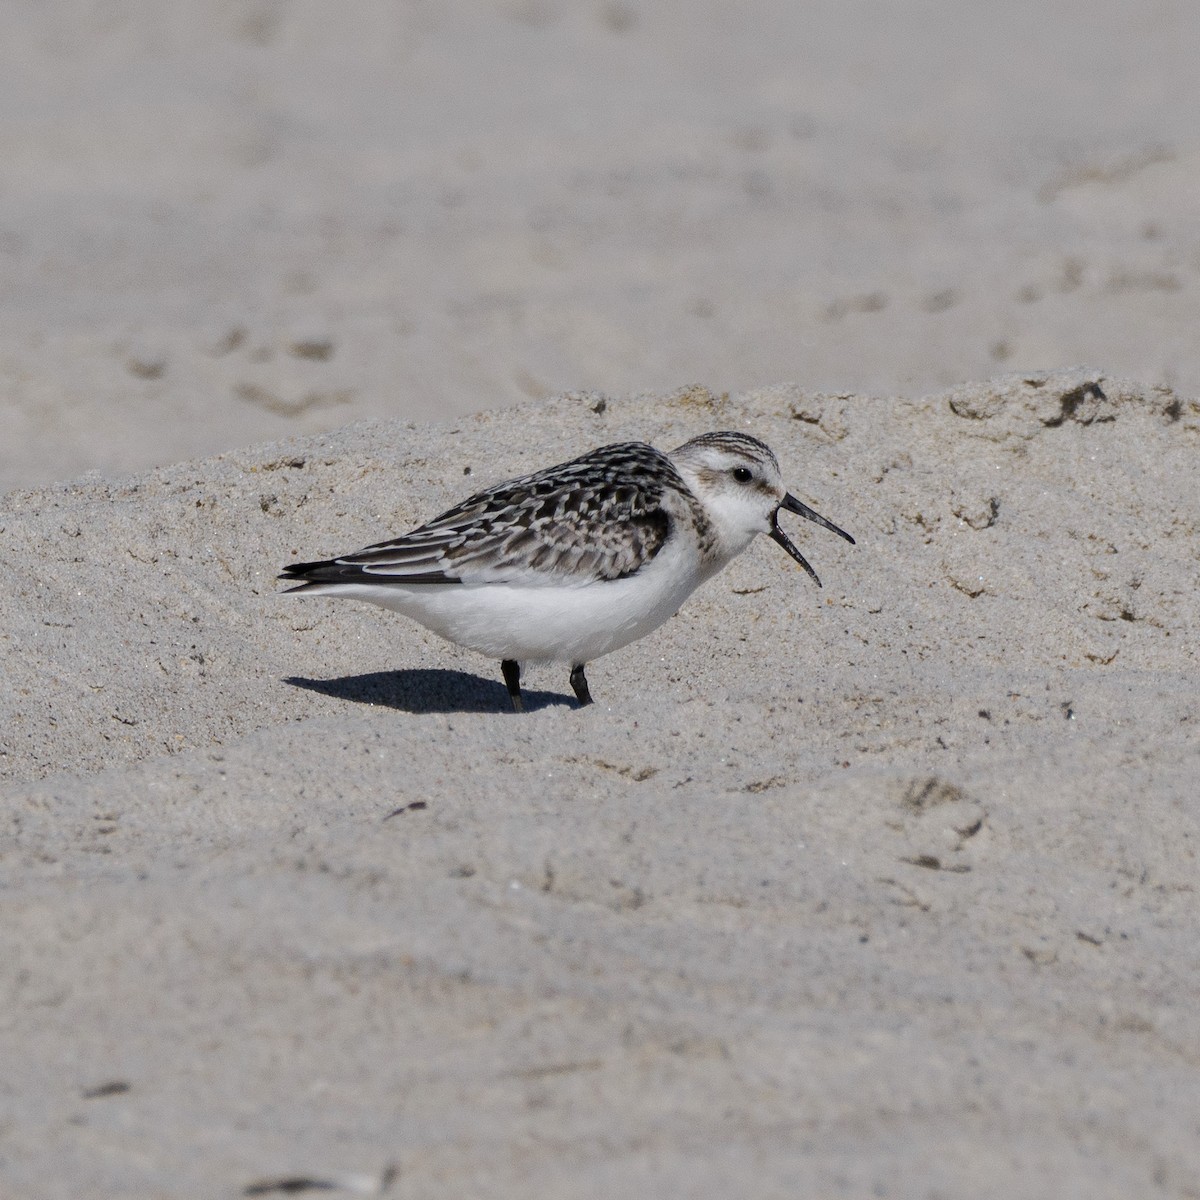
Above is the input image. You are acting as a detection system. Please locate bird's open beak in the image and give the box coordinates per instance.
[769,493,855,587]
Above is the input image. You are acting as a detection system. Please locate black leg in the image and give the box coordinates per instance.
[501,659,524,713]
[569,663,593,707]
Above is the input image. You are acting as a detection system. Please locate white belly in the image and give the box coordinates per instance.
[306,534,721,664]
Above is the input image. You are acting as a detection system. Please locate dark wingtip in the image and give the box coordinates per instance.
[278,558,364,586]
[278,558,461,588]
[279,559,326,578]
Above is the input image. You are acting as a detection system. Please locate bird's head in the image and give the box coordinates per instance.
[669,431,854,585]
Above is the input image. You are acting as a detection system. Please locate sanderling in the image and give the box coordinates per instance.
[281,431,853,711]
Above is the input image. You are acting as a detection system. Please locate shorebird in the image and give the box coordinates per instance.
[281,431,853,710]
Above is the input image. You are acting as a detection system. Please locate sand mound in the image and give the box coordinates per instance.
[3,375,1198,1196]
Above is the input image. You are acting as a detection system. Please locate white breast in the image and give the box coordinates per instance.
[325,526,718,664]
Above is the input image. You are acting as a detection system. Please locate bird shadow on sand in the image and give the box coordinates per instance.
[284,669,574,714]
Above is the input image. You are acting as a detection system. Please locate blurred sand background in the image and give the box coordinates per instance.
[3,3,1200,1198]
[2,0,1198,491]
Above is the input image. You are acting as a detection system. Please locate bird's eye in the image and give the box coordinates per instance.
[732,466,753,484]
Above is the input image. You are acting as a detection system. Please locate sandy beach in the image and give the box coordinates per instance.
[5,374,1199,1197]
[3,4,1200,1198]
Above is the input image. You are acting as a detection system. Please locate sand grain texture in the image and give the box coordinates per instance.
[3,374,1199,1198]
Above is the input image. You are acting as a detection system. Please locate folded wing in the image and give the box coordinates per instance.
[280,442,679,590]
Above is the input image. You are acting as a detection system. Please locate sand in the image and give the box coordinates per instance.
[4,374,1200,1197]
[3,3,1200,1198]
